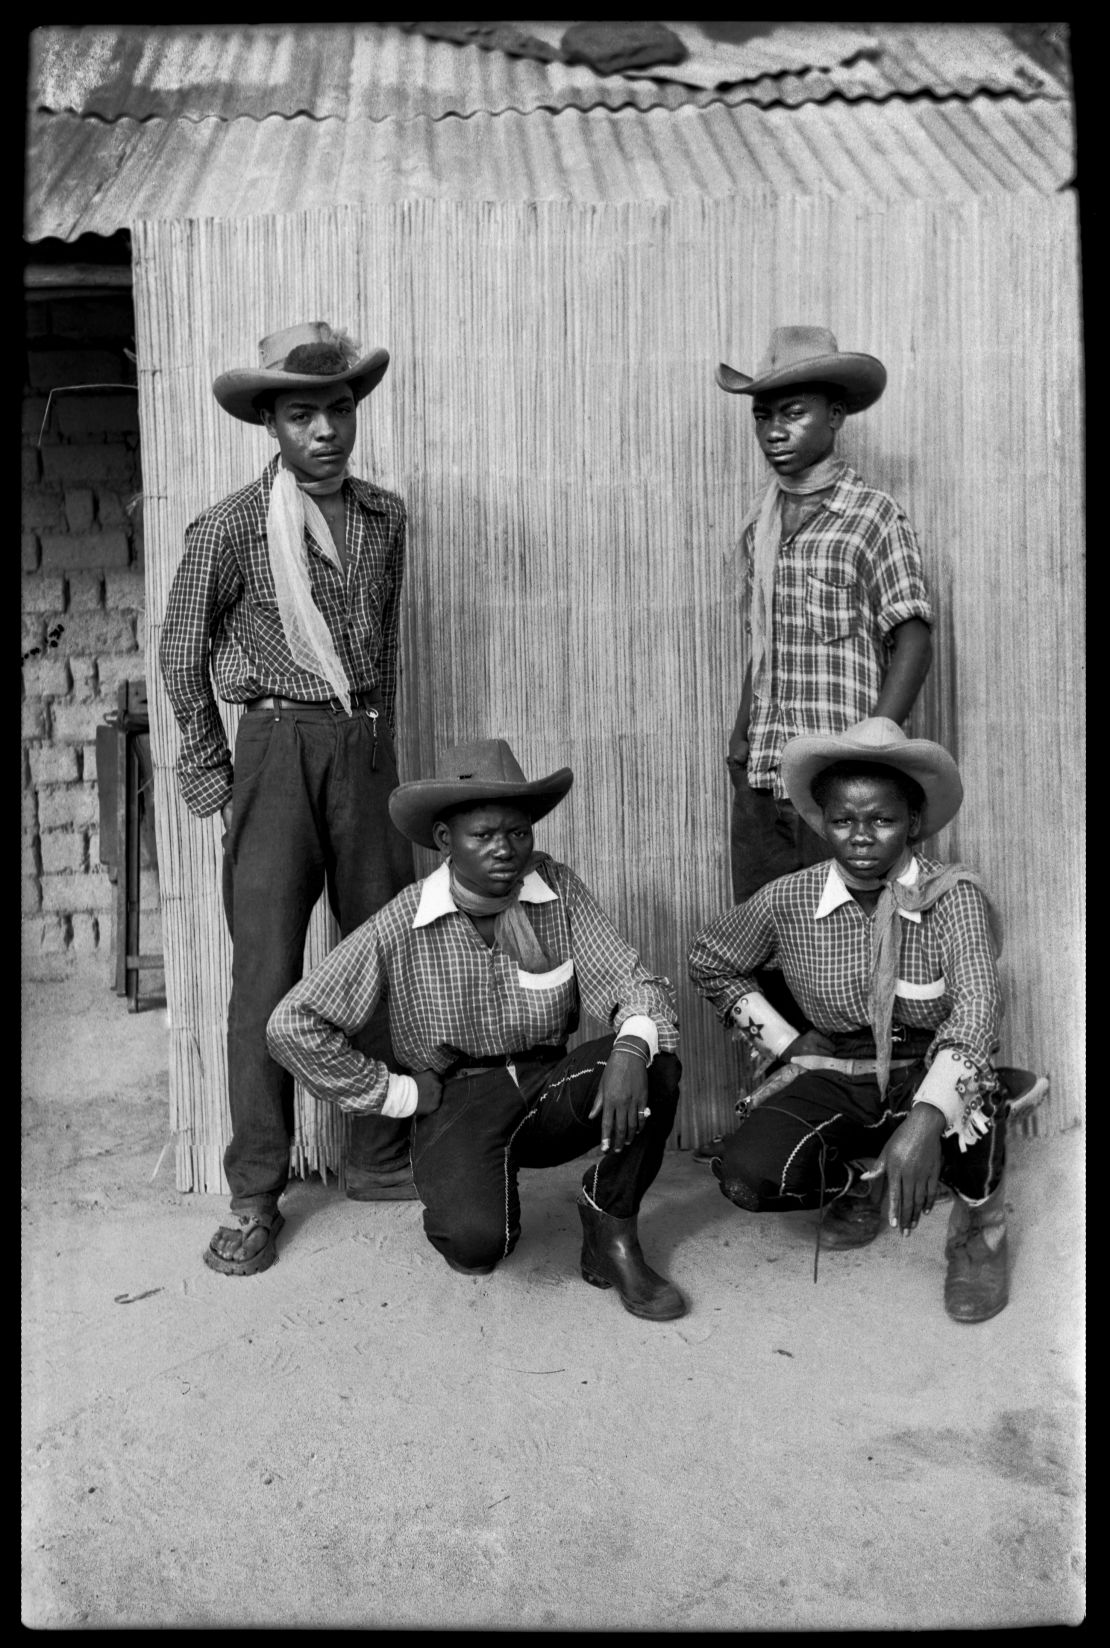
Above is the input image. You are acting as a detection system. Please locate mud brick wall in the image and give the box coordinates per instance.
[22,292,161,978]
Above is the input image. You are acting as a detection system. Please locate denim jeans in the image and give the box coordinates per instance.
[221,698,414,1213]
[411,1036,682,1271]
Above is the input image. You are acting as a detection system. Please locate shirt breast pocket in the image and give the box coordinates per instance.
[804,573,859,644]
[512,959,578,1039]
[241,533,280,609]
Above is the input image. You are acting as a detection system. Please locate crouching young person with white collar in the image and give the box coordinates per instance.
[266,740,687,1321]
[689,718,1016,1323]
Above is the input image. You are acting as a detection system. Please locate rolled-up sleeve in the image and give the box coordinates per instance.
[865,505,932,641]
[266,919,392,1113]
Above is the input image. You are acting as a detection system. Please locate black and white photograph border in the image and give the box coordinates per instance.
[22,21,1084,1631]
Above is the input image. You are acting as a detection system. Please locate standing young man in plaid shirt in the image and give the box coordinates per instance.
[717,327,934,903]
[267,739,687,1321]
[160,321,416,1278]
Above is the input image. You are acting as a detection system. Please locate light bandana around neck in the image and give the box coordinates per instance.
[266,464,352,713]
[855,854,1003,1097]
[448,856,554,973]
[741,453,847,700]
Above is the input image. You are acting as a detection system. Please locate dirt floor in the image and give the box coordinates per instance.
[22,968,1085,1630]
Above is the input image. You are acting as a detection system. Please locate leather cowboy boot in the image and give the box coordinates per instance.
[345,1163,420,1201]
[576,1194,686,1321]
[819,1189,884,1250]
[944,1181,1009,1323]
[819,1163,884,1250]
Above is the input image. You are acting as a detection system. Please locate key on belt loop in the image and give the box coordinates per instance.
[365,705,379,769]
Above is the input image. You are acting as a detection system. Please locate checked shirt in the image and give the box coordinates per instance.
[688,855,1002,1075]
[744,466,931,799]
[160,454,406,817]
[267,857,679,1114]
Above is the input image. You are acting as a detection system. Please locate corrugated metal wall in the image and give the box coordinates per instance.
[132,196,1083,1193]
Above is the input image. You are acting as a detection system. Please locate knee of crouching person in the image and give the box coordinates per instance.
[712,1139,768,1212]
[438,1212,508,1272]
[648,1051,682,1113]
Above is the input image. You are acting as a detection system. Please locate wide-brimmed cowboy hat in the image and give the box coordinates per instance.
[780,717,962,839]
[715,325,886,414]
[213,321,390,424]
[388,740,574,849]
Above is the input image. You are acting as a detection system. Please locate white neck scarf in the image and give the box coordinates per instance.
[741,453,847,699]
[266,464,352,712]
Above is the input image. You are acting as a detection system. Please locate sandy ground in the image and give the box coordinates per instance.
[22,970,1085,1630]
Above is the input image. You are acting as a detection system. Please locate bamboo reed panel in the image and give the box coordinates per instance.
[132,194,1083,1192]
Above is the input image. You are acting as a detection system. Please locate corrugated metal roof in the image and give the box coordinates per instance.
[28,22,1066,124]
[620,21,1065,97]
[24,96,1075,242]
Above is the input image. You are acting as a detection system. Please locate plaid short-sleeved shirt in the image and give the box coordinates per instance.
[687,855,1001,1073]
[159,454,406,817]
[744,467,931,798]
[267,856,679,1114]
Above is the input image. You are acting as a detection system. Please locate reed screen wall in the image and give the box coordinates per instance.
[130,196,1083,1192]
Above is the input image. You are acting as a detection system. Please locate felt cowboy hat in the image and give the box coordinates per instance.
[213,321,390,424]
[388,739,574,849]
[780,717,963,839]
[715,325,886,414]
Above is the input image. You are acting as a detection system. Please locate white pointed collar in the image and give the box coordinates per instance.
[814,854,922,922]
[412,860,559,929]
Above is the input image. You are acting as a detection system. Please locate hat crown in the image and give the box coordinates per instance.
[258,321,354,371]
[839,716,909,754]
[434,739,529,786]
[756,325,840,378]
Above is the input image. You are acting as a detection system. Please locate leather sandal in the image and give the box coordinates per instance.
[203,1208,285,1277]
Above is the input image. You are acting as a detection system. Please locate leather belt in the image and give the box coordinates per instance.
[790,1054,919,1077]
[245,691,381,714]
[448,1047,566,1081]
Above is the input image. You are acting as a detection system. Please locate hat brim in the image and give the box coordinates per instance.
[716,352,886,414]
[780,734,962,839]
[213,349,390,423]
[388,769,574,849]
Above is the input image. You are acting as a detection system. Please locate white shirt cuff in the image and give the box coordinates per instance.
[381,1073,418,1118]
[912,1048,990,1149]
[615,1015,659,1063]
[731,992,797,1060]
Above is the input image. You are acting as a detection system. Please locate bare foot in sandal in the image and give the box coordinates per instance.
[204,1209,285,1276]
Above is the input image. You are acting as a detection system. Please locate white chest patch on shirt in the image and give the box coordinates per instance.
[894,975,946,1000]
[516,959,575,991]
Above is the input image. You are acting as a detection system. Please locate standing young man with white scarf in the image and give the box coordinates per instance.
[160,321,416,1277]
[717,327,934,904]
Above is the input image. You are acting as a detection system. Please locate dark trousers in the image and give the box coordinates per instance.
[729,763,831,903]
[716,1060,1007,1213]
[221,700,414,1213]
[411,1037,681,1272]
[729,763,831,1031]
